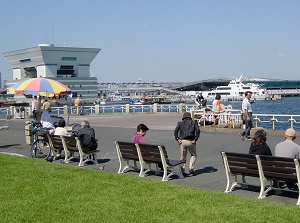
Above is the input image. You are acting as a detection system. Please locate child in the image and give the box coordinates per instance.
[132,124,149,144]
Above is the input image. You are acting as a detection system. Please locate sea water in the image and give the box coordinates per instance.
[219,97,300,130]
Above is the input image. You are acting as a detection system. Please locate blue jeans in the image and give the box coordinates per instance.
[240,113,252,138]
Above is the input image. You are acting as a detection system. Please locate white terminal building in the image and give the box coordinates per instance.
[2,44,100,101]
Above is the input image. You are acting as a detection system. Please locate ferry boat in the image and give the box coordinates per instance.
[100,92,132,105]
[201,76,271,101]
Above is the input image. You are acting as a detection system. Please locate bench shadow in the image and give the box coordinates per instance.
[0,144,21,149]
[234,185,298,200]
[97,158,111,164]
[196,166,218,174]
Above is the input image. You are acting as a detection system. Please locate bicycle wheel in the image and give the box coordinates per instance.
[30,140,51,159]
[30,140,39,158]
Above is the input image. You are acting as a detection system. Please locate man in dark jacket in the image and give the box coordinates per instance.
[73,121,98,152]
[174,112,200,176]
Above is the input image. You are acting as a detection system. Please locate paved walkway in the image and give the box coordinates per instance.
[0,113,299,206]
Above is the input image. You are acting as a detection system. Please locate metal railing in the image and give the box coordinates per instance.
[252,114,300,130]
[2,104,299,130]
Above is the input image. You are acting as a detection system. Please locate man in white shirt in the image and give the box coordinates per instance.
[239,91,253,140]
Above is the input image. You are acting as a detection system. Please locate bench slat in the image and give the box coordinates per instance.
[230,167,259,175]
[227,156,258,164]
[261,166,296,174]
[263,171,297,181]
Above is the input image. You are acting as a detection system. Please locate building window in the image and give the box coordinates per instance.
[60,65,74,70]
[62,57,77,61]
[20,58,31,63]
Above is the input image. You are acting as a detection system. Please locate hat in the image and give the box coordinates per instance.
[182,112,191,119]
[285,128,296,137]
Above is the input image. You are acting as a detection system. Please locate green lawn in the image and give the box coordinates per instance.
[1,154,300,223]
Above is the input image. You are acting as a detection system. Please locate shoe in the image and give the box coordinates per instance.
[189,169,197,176]
[238,133,244,139]
[244,137,253,141]
[182,172,189,177]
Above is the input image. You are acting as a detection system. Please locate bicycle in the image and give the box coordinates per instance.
[28,121,51,159]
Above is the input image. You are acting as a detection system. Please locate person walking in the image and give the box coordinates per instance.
[32,95,39,121]
[174,112,200,176]
[74,97,81,115]
[239,91,253,140]
[42,99,51,111]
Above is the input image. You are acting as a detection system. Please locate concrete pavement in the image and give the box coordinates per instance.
[0,113,299,206]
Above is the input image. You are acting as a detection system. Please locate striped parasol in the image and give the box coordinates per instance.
[8,78,71,97]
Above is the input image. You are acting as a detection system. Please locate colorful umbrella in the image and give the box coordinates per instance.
[8,78,71,97]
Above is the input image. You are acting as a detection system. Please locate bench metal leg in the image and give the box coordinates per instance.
[297,195,300,206]
[241,175,248,189]
[258,178,269,199]
[119,160,139,174]
[78,153,84,167]
[119,164,130,173]
[162,166,169,182]
[139,164,151,177]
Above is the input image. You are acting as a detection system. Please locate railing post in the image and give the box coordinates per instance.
[63,105,68,115]
[126,104,130,113]
[271,116,276,130]
[179,103,183,113]
[254,116,258,129]
[95,104,100,114]
[10,106,15,118]
[153,103,158,113]
[289,116,295,129]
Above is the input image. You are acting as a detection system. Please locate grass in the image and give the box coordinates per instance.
[1,154,300,223]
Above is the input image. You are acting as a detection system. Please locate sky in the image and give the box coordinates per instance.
[1,0,300,83]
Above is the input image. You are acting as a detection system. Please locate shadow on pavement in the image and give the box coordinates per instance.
[0,144,21,149]
[196,166,218,174]
[98,158,111,164]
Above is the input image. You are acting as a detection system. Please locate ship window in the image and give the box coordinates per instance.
[217,87,231,90]
[243,87,251,90]
[20,58,31,63]
[62,57,77,61]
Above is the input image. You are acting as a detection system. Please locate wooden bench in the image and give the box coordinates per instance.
[47,134,64,159]
[257,155,300,204]
[221,152,259,193]
[221,151,300,205]
[114,141,139,174]
[136,144,183,181]
[61,135,99,167]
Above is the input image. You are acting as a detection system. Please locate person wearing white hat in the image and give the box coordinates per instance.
[275,128,300,190]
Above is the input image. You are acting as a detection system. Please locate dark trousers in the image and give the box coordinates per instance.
[241,112,252,137]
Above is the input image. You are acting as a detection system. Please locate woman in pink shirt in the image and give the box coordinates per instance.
[132,124,149,144]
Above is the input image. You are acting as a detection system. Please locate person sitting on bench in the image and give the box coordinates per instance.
[73,121,98,152]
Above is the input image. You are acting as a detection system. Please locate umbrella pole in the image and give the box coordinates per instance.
[37,96,42,123]
[67,103,70,126]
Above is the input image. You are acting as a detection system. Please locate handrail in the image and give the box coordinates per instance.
[1,104,300,130]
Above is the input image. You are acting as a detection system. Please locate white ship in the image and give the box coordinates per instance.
[201,76,270,101]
